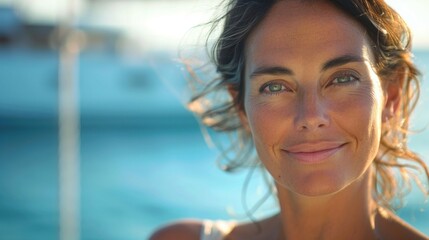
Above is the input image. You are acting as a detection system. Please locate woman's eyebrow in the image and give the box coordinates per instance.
[249,55,365,79]
[321,54,365,71]
[250,66,294,78]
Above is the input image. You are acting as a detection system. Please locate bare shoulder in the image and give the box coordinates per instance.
[149,219,203,240]
[376,208,429,240]
[228,214,281,240]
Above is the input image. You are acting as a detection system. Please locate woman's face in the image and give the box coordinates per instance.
[242,0,391,196]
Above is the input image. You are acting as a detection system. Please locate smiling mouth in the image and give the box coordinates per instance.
[283,142,347,164]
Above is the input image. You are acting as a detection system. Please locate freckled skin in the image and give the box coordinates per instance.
[242,0,386,197]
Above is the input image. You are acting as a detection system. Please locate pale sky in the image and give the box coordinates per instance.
[385,0,429,49]
[1,0,428,50]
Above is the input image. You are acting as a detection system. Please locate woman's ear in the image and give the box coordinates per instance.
[382,66,407,122]
[228,85,250,131]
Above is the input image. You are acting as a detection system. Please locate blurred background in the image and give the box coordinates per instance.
[0,0,428,239]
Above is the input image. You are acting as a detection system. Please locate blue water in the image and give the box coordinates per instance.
[0,50,429,239]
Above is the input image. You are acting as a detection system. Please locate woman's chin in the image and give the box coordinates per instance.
[278,171,351,197]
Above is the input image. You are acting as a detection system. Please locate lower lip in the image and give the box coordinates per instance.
[283,145,344,164]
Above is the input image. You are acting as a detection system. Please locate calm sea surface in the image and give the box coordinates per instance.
[0,51,428,239]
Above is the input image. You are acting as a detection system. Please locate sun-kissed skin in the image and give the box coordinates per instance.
[238,1,402,239]
[150,1,428,240]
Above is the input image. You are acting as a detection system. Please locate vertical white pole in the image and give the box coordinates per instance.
[58,0,80,239]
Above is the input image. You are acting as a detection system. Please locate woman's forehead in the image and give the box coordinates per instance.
[244,0,372,69]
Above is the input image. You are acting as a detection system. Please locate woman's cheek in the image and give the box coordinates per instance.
[246,101,275,141]
[246,98,292,149]
[328,85,383,152]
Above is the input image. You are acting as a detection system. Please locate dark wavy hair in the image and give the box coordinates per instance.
[187,0,429,210]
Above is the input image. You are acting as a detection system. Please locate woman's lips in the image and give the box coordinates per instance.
[282,142,347,164]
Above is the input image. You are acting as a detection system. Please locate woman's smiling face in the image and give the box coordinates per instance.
[242,0,389,196]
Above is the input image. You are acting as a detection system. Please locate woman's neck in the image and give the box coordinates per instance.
[275,169,380,240]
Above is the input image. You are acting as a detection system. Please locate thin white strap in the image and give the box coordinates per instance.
[200,220,236,240]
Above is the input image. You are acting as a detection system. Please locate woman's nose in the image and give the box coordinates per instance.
[294,92,330,131]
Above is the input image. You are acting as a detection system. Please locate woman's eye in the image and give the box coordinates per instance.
[260,82,289,94]
[330,74,359,85]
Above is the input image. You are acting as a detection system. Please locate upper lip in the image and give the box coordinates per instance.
[283,141,347,153]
